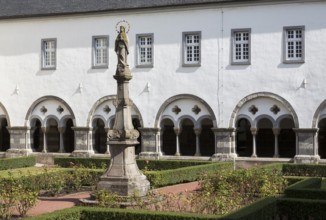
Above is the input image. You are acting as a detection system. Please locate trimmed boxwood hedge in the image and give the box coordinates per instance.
[54,157,109,169]
[0,156,36,170]
[282,164,326,177]
[145,162,232,188]
[284,177,326,199]
[277,198,326,220]
[26,207,217,220]
[222,197,277,220]
[54,157,213,170]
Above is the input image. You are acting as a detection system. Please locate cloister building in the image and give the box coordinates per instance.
[0,0,325,163]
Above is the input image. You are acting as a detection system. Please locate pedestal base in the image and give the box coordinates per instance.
[97,141,150,197]
[211,153,237,161]
[294,155,320,164]
[138,152,163,160]
[71,150,94,158]
[5,149,33,158]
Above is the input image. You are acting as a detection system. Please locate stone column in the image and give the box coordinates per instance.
[104,127,111,157]
[58,127,66,153]
[293,128,320,163]
[41,127,47,153]
[272,128,280,158]
[174,128,181,156]
[71,127,94,157]
[211,128,237,161]
[138,128,161,159]
[6,127,33,157]
[251,128,257,158]
[194,128,202,156]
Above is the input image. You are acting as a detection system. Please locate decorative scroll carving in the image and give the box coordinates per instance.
[192,105,201,115]
[249,105,258,115]
[172,105,181,115]
[57,105,64,114]
[40,106,47,114]
[103,105,111,114]
[270,105,280,115]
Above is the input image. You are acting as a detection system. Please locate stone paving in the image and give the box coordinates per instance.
[25,181,200,217]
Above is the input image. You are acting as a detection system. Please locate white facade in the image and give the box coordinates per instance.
[1,0,326,162]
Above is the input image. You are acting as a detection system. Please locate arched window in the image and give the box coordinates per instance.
[0,119,9,151]
[200,118,214,156]
[161,119,176,156]
[236,118,252,157]
[46,118,60,152]
[279,118,296,158]
[93,119,107,154]
[179,119,196,156]
[318,119,326,159]
[63,119,75,153]
[256,118,274,157]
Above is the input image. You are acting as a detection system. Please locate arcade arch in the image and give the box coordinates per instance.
[232,93,297,158]
[156,94,216,157]
[26,96,76,153]
[88,95,143,154]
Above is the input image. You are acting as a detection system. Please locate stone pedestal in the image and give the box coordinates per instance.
[138,128,162,159]
[211,128,237,161]
[72,127,94,157]
[293,128,320,164]
[97,140,150,196]
[6,127,32,157]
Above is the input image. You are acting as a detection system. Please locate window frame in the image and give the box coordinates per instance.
[136,33,154,68]
[231,28,251,65]
[182,31,201,67]
[283,26,305,64]
[92,35,109,69]
[41,38,57,70]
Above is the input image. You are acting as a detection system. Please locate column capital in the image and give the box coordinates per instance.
[58,127,66,133]
[194,128,202,136]
[272,128,281,136]
[250,127,258,135]
[174,128,181,136]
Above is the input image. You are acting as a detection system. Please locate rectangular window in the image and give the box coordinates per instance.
[136,34,154,67]
[231,29,251,65]
[183,32,201,67]
[92,36,109,68]
[284,26,305,63]
[41,39,56,69]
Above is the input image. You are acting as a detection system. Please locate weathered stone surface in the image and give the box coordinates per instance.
[97,25,150,196]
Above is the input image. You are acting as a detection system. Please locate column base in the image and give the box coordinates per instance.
[5,149,33,158]
[211,153,237,161]
[294,155,320,164]
[71,150,94,158]
[138,152,163,160]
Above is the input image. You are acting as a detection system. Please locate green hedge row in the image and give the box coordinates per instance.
[222,197,277,220]
[54,157,212,170]
[137,159,212,171]
[27,207,217,220]
[0,156,36,170]
[145,162,232,188]
[282,164,326,177]
[277,198,326,220]
[54,157,109,169]
[284,178,326,199]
